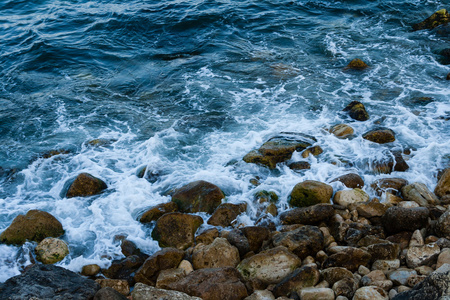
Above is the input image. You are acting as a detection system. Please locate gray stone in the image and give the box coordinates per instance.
[132,283,201,300]
[401,183,439,207]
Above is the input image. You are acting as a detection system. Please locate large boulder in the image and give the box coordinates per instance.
[0,264,100,299]
[406,243,441,268]
[152,212,203,250]
[66,172,107,198]
[207,203,247,227]
[279,203,334,225]
[164,267,248,300]
[392,269,450,299]
[171,181,224,214]
[401,182,439,207]
[412,9,450,31]
[192,238,240,269]
[35,237,69,264]
[132,283,202,300]
[139,202,178,223]
[343,101,369,121]
[243,132,316,169]
[434,168,450,198]
[288,180,333,207]
[272,225,324,259]
[362,128,395,144]
[0,210,64,245]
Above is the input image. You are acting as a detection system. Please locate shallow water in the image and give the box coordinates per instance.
[0,0,449,281]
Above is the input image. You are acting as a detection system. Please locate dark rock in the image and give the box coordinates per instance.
[367,242,401,261]
[272,225,324,259]
[164,267,248,300]
[121,239,142,257]
[288,180,333,208]
[241,226,271,253]
[0,210,64,245]
[243,132,316,169]
[356,201,388,218]
[95,279,129,297]
[345,58,369,70]
[225,229,250,258]
[323,247,372,272]
[94,287,128,300]
[343,101,369,121]
[171,181,224,214]
[447,72,450,80]
[152,212,203,250]
[139,202,178,223]
[344,222,385,246]
[371,178,409,196]
[412,9,450,31]
[280,203,334,225]
[288,161,311,171]
[392,270,450,299]
[435,210,450,239]
[386,231,413,250]
[331,173,364,189]
[0,264,100,300]
[207,203,247,227]
[272,266,320,297]
[321,267,354,286]
[40,149,71,159]
[196,228,219,245]
[82,264,101,277]
[382,207,429,234]
[66,172,107,198]
[102,254,147,281]
[392,151,410,172]
[332,277,359,298]
[363,128,396,144]
[434,168,450,198]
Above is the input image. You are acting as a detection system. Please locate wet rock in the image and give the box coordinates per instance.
[94,287,128,300]
[95,279,129,296]
[192,237,240,269]
[388,268,418,286]
[139,202,178,223]
[301,145,323,158]
[272,265,320,297]
[412,9,450,31]
[156,268,187,289]
[367,242,401,261]
[0,264,100,300]
[196,228,219,245]
[165,267,248,300]
[132,283,202,300]
[332,277,359,298]
[356,201,388,218]
[87,138,116,147]
[102,255,147,281]
[406,243,441,268]
[435,210,450,239]
[244,290,275,300]
[321,267,354,286]
[243,132,316,169]
[0,209,64,245]
[392,269,450,299]
[381,207,429,234]
[237,246,301,284]
[288,180,333,208]
[401,183,439,207]
[323,247,371,272]
[241,226,271,253]
[330,124,354,139]
[66,172,107,198]
[372,259,400,273]
[288,161,311,170]
[272,225,324,259]
[279,203,334,225]
[343,101,369,121]
[362,128,395,144]
[207,203,247,227]
[225,229,251,258]
[152,212,203,250]
[120,239,144,257]
[371,178,408,196]
[345,58,369,70]
[35,237,69,264]
[434,168,450,198]
[134,247,185,286]
[171,180,225,214]
[331,173,364,189]
[391,151,410,172]
[82,264,101,276]
[353,286,388,300]
[333,188,369,208]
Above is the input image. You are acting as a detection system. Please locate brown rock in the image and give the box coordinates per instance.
[323,247,372,272]
[367,242,401,261]
[345,58,369,70]
[435,168,450,198]
[66,172,107,198]
[321,267,354,286]
[102,255,147,281]
[152,212,203,250]
[331,173,364,189]
[207,203,247,227]
[241,226,271,253]
[225,229,250,258]
[356,201,388,218]
[82,264,101,276]
[435,210,450,239]
[412,9,450,31]
[381,207,429,234]
[330,124,354,139]
[192,238,240,269]
[139,202,178,223]
[301,146,323,158]
[0,210,64,245]
[272,265,320,297]
[401,182,439,207]
[289,180,333,208]
[371,178,408,196]
[343,101,369,121]
[279,204,334,225]
[156,268,186,289]
[288,161,311,171]
[363,128,395,144]
[196,228,219,245]
[272,225,324,259]
[94,287,128,300]
[132,283,202,300]
[171,181,224,214]
[333,277,359,299]
[95,279,129,296]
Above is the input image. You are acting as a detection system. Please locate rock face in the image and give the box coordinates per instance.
[0,210,64,245]
[345,58,369,70]
[243,132,316,169]
[165,267,248,300]
[207,203,247,227]
[401,183,439,207]
[66,172,107,198]
[152,212,203,250]
[132,283,202,300]
[272,226,324,259]
[289,180,333,207]
[140,202,178,223]
[237,246,301,284]
[331,173,364,189]
[330,124,354,139]
[381,206,429,234]
[412,9,450,31]
[434,168,450,198]
[279,203,334,225]
[35,237,69,264]
[362,128,395,144]
[192,238,240,269]
[0,264,100,300]
[392,270,450,299]
[343,101,369,121]
[171,181,224,214]
[333,188,369,208]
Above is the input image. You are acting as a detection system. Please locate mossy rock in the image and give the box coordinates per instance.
[289,180,333,207]
[345,58,369,70]
[65,173,107,198]
[343,101,369,121]
[363,128,395,144]
[35,237,69,264]
[254,190,279,204]
[412,9,450,31]
[171,180,225,214]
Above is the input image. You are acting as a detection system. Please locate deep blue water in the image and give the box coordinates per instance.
[0,0,449,280]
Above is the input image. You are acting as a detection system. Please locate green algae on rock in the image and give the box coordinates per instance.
[343,101,370,121]
[412,9,450,31]
[362,128,395,144]
[288,180,333,207]
[345,58,369,70]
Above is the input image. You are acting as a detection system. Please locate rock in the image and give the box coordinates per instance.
[301,146,323,158]
[372,259,400,273]
[447,72,450,80]
[331,173,364,189]
[321,267,354,286]
[323,247,372,272]
[120,239,143,257]
[134,247,185,286]
[343,101,369,121]
[381,207,429,234]
[288,180,333,208]
[35,237,69,264]
[288,161,311,170]
[332,277,359,298]
[94,287,128,300]
[152,212,203,250]
[333,188,369,208]
[435,168,450,198]
[412,9,450,31]
[179,260,194,274]
[192,237,240,269]
[392,269,450,299]
[156,268,186,289]
[243,132,316,169]
[401,183,439,207]
[388,268,418,286]
[409,230,424,247]
[272,265,320,297]
[95,279,129,296]
[299,287,335,300]
[353,286,388,300]
[0,264,100,299]
[345,58,369,70]
[244,290,275,300]
[207,203,247,227]
[225,229,251,258]
[241,226,271,253]
[102,255,147,281]
[356,201,388,218]
[272,225,324,259]
[437,248,450,269]
[362,128,395,144]
[330,124,354,139]
[237,246,301,284]
[407,274,427,287]
[82,264,101,276]
[0,210,64,245]
[406,243,441,268]
[66,172,107,198]
[435,210,450,239]
[196,228,219,245]
[171,180,224,214]
[165,267,248,300]
[87,138,115,147]
[371,178,408,196]
[254,190,279,204]
[132,283,202,300]
[279,204,334,225]
[361,270,392,290]
[139,202,178,223]
[367,242,400,261]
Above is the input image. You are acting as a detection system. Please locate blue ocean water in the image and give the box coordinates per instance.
[0,0,449,280]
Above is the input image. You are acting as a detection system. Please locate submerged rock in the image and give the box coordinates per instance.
[412,9,450,31]
[343,101,370,121]
[35,237,69,264]
[288,161,311,170]
[371,178,408,196]
[171,180,225,214]
[345,58,369,70]
[363,128,395,144]
[330,124,355,139]
[288,180,333,207]
[66,172,107,198]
